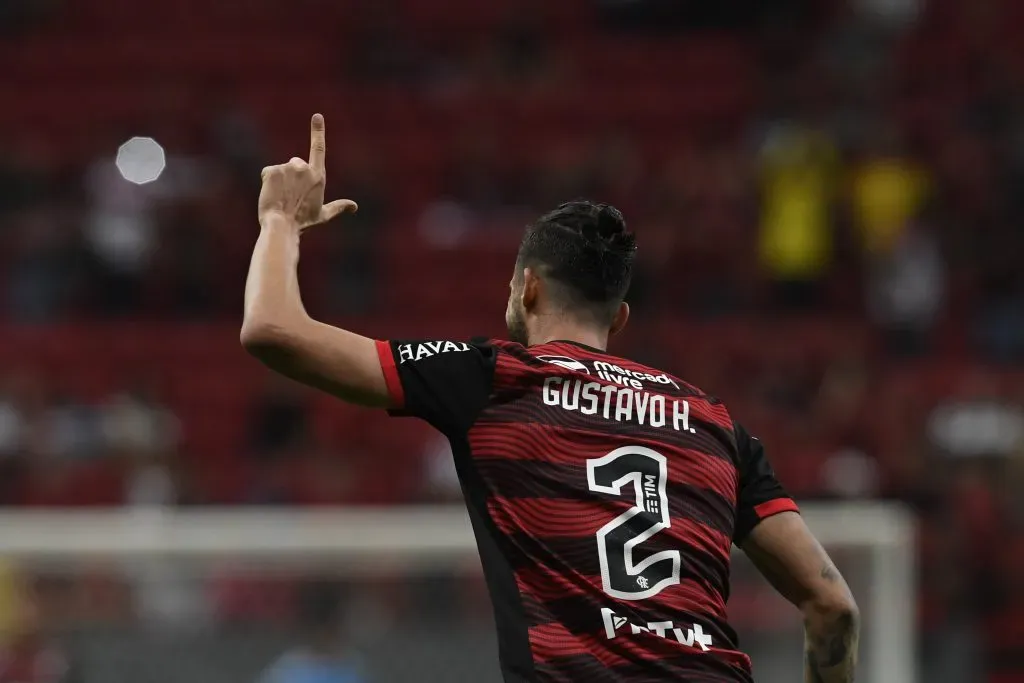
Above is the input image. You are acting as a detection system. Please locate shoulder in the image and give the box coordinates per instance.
[484,338,547,377]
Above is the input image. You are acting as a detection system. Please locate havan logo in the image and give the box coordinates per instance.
[397,341,472,364]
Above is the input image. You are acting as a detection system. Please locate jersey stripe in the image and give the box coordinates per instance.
[506,534,730,603]
[477,402,737,458]
[488,497,732,562]
[522,590,731,637]
[473,459,736,538]
[753,497,800,519]
[534,653,754,683]
[528,620,753,672]
[374,340,405,407]
[471,422,739,496]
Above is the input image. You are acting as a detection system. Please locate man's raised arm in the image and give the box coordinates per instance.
[240,114,390,408]
[741,512,860,683]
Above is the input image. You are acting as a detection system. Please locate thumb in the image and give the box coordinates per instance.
[320,199,359,223]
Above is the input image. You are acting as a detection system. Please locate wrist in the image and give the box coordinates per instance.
[259,211,300,233]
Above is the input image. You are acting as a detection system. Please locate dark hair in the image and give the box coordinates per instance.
[516,200,637,324]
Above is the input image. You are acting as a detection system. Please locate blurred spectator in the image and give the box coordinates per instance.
[43,392,100,462]
[865,219,946,357]
[973,290,1024,365]
[0,374,46,504]
[82,149,160,315]
[100,380,181,507]
[972,233,1024,364]
[5,207,86,323]
[100,385,180,458]
[0,567,77,683]
[820,447,881,499]
[245,378,313,504]
[247,378,312,460]
[81,134,212,316]
[849,129,929,257]
[756,120,839,309]
[257,581,367,683]
[927,377,1024,459]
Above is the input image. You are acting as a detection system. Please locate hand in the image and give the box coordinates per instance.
[258,114,357,230]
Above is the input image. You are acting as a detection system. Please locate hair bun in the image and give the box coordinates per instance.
[595,204,626,239]
[579,204,626,243]
[545,200,635,255]
[589,204,635,255]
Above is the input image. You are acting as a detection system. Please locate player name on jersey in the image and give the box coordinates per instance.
[542,377,695,433]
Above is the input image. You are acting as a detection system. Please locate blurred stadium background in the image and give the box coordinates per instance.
[0,0,1022,681]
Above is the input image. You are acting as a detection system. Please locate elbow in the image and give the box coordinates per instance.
[240,320,293,360]
[803,591,860,627]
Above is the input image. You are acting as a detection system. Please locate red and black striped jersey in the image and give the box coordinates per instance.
[375,337,798,683]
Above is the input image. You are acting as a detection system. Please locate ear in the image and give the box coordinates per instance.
[609,301,630,337]
[521,267,541,312]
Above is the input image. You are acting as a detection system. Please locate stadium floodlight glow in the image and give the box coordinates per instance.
[115,136,166,185]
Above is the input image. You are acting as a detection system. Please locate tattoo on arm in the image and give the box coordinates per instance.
[807,651,826,683]
[804,564,859,683]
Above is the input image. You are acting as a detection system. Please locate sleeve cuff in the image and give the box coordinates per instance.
[753,498,800,520]
[375,340,405,408]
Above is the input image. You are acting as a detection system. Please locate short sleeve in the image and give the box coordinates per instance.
[733,421,799,544]
[375,338,497,436]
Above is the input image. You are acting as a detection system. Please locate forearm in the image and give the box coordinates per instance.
[803,598,859,683]
[240,215,388,406]
[243,215,309,338]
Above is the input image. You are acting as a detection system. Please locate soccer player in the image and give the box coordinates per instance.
[242,115,860,683]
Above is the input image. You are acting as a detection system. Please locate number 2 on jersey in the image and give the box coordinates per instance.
[587,446,682,600]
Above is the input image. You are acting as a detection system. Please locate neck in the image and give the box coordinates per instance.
[529,318,608,350]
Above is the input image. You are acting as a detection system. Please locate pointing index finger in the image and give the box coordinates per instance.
[309,113,326,172]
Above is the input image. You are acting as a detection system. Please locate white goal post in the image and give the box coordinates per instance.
[0,502,915,683]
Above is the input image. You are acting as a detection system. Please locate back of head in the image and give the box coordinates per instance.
[516,200,637,325]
